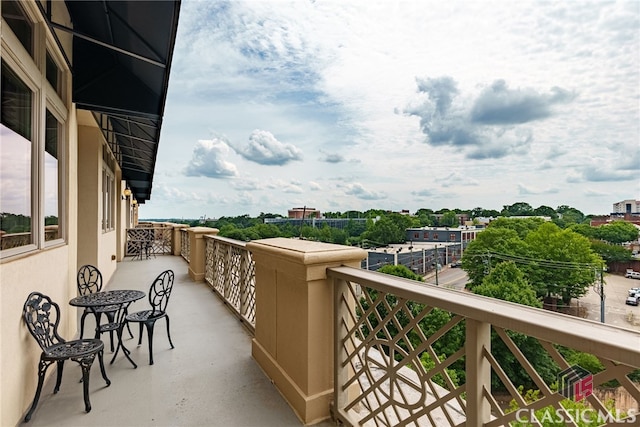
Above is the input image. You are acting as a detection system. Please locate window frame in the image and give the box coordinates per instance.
[1,2,69,258]
[101,163,115,233]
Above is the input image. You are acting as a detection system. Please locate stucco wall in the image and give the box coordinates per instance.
[0,246,75,427]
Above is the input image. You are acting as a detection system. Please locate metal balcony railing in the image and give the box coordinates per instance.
[328,266,640,426]
[180,228,190,262]
[204,235,256,332]
[125,226,173,257]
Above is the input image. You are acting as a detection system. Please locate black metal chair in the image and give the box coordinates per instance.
[125,270,175,365]
[77,265,132,351]
[77,265,117,351]
[22,292,110,422]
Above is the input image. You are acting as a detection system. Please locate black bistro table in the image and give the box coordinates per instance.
[70,290,145,368]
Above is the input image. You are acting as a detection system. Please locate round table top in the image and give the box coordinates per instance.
[70,289,146,307]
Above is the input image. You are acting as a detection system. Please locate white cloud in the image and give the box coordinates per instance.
[234,130,303,165]
[184,138,238,178]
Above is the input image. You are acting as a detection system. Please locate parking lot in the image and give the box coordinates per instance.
[578,272,640,331]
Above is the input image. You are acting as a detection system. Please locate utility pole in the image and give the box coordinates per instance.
[434,244,439,286]
[600,266,605,324]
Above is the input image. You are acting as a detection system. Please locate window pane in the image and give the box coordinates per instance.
[0,124,32,249]
[45,110,59,241]
[1,0,33,56]
[1,62,33,250]
[1,61,32,140]
[46,51,60,94]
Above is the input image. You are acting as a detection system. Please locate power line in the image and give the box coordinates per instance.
[465,250,600,271]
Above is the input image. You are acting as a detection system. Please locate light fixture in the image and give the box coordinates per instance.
[122,188,132,200]
[132,199,138,206]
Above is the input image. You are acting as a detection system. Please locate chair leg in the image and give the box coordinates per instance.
[78,355,96,413]
[146,321,155,365]
[97,349,111,387]
[137,323,144,345]
[123,308,133,339]
[165,315,175,349]
[24,360,53,422]
[80,311,88,339]
[54,360,64,393]
[105,312,116,352]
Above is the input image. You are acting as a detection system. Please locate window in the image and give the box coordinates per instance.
[1,3,68,256]
[449,233,456,242]
[1,62,33,251]
[45,51,61,95]
[44,110,61,241]
[102,165,115,232]
[423,232,429,239]
[2,0,33,56]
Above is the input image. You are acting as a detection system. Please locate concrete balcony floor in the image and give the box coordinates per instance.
[25,255,334,427]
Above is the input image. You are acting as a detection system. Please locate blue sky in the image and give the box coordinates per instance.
[140,0,640,219]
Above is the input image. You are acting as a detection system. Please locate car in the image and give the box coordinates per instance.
[626,295,639,306]
[450,261,461,268]
[625,270,640,280]
[629,288,640,297]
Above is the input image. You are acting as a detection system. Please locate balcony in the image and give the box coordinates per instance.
[24,254,326,427]
[20,227,640,426]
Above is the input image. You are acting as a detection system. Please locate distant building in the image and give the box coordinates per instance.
[288,207,322,219]
[406,226,484,245]
[612,200,640,214]
[590,200,640,227]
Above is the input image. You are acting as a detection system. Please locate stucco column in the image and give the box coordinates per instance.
[465,319,491,425]
[172,224,189,256]
[247,238,366,425]
[187,227,218,281]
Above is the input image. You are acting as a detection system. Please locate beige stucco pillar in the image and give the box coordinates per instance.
[172,224,189,256]
[187,227,219,281]
[247,238,366,425]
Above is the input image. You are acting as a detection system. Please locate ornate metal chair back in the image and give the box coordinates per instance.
[77,265,103,295]
[23,292,64,350]
[149,270,174,315]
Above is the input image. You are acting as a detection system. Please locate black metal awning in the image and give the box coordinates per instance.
[40,0,181,202]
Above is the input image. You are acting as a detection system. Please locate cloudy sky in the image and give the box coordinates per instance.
[140,0,640,219]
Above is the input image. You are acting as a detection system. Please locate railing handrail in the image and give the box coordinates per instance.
[327,265,640,367]
[203,234,248,249]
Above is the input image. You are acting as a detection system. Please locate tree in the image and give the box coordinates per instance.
[554,205,585,227]
[461,227,528,289]
[524,223,603,302]
[501,202,534,216]
[533,205,558,219]
[440,211,459,227]
[594,220,639,244]
[589,240,634,264]
[463,221,603,303]
[415,208,436,227]
[472,261,541,308]
[378,264,424,282]
[488,217,546,239]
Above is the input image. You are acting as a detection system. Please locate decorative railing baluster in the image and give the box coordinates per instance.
[204,235,255,332]
[328,265,640,427]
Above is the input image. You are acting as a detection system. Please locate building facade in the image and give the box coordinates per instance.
[0,2,179,425]
[612,200,640,214]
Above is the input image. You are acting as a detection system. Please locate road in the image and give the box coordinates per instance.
[423,267,640,332]
[579,273,640,331]
[424,266,469,290]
